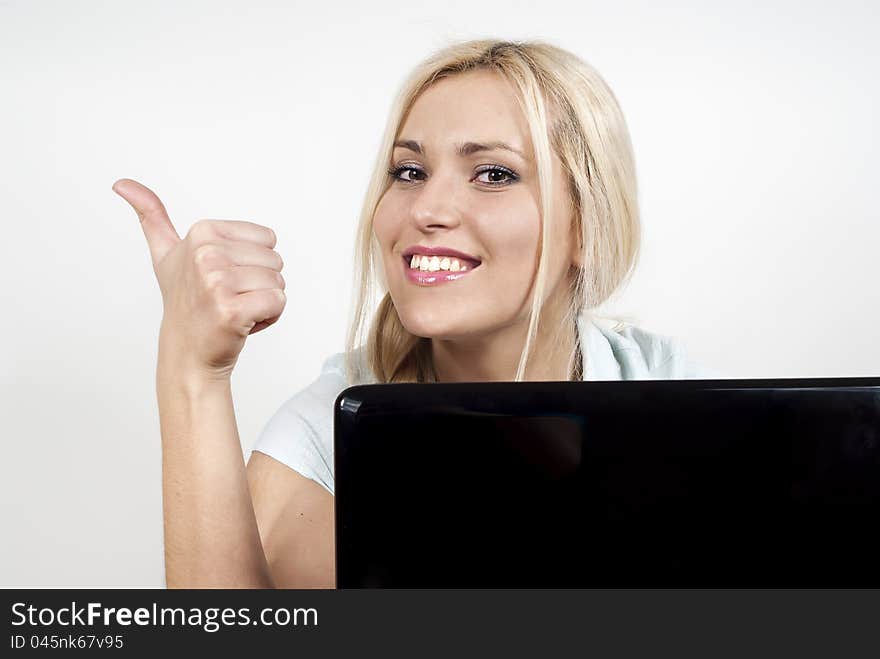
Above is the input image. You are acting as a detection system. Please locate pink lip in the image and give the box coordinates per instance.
[402,254,481,286]
[402,245,481,265]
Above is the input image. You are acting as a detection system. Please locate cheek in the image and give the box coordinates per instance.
[477,204,541,272]
[373,190,412,241]
[372,196,394,243]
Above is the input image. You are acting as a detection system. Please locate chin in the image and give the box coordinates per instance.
[398,307,473,340]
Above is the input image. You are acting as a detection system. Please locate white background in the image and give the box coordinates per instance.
[1,0,877,586]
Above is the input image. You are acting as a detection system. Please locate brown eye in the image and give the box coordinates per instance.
[387,166,426,183]
[474,165,518,186]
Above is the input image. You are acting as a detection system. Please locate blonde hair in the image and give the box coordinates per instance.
[344,39,640,384]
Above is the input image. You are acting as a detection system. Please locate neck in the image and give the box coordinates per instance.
[430,290,580,383]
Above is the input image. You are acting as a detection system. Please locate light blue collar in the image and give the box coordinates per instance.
[577,313,623,381]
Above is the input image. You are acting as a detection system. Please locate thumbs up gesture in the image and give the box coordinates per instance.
[113,178,286,379]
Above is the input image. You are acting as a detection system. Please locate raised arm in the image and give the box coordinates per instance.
[115,178,285,587]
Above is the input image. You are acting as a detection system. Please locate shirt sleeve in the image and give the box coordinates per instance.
[248,353,347,496]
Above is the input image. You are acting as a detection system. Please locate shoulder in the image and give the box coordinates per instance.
[272,351,352,429]
[248,347,372,496]
[582,315,720,380]
[275,346,373,419]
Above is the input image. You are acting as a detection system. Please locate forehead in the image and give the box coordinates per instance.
[399,70,532,150]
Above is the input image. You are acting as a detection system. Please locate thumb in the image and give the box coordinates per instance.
[112,178,181,267]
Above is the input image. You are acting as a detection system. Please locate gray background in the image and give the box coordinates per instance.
[1,0,877,586]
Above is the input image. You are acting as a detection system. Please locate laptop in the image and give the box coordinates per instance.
[334,377,880,587]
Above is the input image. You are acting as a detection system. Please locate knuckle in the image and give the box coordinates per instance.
[276,271,285,289]
[203,269,225,292]
[275,251,284,270]
[216,301,239,327]
[190,219,214,243]
[193,243,218,269]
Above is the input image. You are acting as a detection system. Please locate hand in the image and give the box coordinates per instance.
[113,178,286,379]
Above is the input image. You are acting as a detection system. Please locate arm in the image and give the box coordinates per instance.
[157,338,275,588]
[247,450,335,588]
[158,335,336,589]
[113,178,306,588]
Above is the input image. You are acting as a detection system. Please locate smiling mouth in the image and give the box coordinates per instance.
[402,254,482,285]
[403,253,481,273]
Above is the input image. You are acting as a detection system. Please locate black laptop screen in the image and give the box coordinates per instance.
[334,378,880,587]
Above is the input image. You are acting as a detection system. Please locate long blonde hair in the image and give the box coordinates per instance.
[344,39,640,384]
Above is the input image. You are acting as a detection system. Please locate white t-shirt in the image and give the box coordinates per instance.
[248,314,720,495]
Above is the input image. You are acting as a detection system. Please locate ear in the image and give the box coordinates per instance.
[568,218,584,269]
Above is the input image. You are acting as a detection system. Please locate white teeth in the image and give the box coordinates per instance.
[408,254,471,272]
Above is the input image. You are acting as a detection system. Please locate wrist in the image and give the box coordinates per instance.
[157,329,232,392]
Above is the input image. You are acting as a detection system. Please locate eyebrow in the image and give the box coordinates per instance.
[393,139,528,160]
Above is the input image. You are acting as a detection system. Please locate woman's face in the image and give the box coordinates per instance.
[372,69,580,341]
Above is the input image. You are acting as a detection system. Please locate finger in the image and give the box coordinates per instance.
[237,288,286,332]
[250,315,281,335]
[223,266,285,294]
[207,239,284,271]
[112,178,181,267]
[201,220,277,249]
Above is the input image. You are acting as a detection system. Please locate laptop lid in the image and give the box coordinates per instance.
[334,377,880,587]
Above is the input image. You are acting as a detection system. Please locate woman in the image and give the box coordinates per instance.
[113,39,710,588]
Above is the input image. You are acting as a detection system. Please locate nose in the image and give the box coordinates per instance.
[408,170,463,232]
